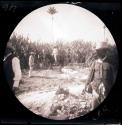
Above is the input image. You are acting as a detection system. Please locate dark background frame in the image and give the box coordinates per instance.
[0,1,121,124]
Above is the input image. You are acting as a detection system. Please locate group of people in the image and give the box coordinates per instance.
[3,44,60,91]
[49,42,115,117]
[28,46,59,77]
[29,46,86,72]
[3,41,114,111]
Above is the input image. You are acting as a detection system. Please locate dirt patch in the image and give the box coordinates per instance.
[16,67,92,120]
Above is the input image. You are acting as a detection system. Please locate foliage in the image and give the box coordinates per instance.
[8,34,118,71]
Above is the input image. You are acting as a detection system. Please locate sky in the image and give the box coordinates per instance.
[12,4,115,45]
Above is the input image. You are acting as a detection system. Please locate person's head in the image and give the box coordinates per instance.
[95,41,108,59]
[4,43,14,56]
[30,51,34,55]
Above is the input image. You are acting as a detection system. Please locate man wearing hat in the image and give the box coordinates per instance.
[3,42,22,93]
[85,41,114,110]
[28,51,35,77]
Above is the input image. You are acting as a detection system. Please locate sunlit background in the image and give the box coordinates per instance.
[12,4,115,45]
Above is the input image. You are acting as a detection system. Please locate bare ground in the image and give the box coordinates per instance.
[16,66,93,120]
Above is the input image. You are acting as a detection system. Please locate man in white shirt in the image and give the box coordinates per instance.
[28,52,35,77]
[52,46,58,65]
[4,43,22,93]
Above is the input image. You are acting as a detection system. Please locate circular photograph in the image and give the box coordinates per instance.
[3,4,119,120]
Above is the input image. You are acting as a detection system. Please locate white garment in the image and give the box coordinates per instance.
[52,48,58,56]
[52,48,58,63]
[92,89,99,99]
[12,57,22,88]
[96,59,103,63]
[29,55,34,67]
[28,55,34,77]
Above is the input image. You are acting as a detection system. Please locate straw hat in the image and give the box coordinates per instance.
[95,41,108,50]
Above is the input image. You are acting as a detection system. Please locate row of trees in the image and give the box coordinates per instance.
[8,34,118,72]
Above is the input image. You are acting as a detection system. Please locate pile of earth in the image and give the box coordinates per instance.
[17,85,93,120]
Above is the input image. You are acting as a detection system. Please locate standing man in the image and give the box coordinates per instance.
[28,52,35,77]
[3,43,22,93]
[52,46,58,65]
[42,49,46,69]
[67,48,72,65]
[85,41,114,110]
